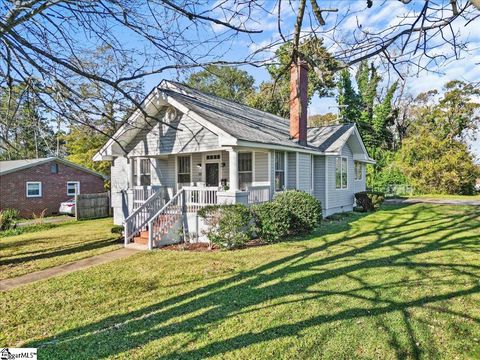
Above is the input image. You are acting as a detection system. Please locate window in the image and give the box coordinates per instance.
[354,161,363,180]
[275,151,285,191]
[26,182,42,197]
[238,152,252,190]
[336,156,348,189]
[51,163,58,174]
[67,181,80,196]
[140,159,151,186]
[132,159,138,186]
[177,156,191,184]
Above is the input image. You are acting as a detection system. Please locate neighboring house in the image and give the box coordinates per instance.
[0,157,106,218]
[94,63,374,249]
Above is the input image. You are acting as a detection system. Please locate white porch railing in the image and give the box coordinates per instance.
[247,185,271,204]
[133,186,156,209]
[124,187,168,244]
[148,189,185,250]
[183,186,218,212]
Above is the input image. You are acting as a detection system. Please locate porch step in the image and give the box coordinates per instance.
[133,230,149,245]
[133,236,148,245]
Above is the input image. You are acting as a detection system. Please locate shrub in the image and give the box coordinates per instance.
[252,190,322,243]
[198,204,253,249]
[111,225,124,235]
[251,201,290,243]
[355,191,385,212]
[0,209,19,231]
[273,190,322,235]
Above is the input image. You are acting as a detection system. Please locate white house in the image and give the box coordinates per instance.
[94,62,374,249]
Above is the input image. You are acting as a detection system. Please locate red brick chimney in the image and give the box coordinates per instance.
[290,59,308,145]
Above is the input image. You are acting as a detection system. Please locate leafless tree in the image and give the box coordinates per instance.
[0,0,478,154]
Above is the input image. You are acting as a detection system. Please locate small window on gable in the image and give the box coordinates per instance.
[26,182,42,197]
[51,163,59,174]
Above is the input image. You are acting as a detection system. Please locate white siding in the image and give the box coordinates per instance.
[191,153,203,184]
[324,143,355,216]
[297,153,312,193]
[111,156,130,225]
[151,158,175,188]
[287,152,296,188]
[354,162,367,193]
[126,109,219,156]
[313,155,326,209]
[254,152,269,183]
[221,151,229,183]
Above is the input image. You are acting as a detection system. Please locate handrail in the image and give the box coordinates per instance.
[147,189,185,250]
[124,187,167,244]
[149,188,184,221]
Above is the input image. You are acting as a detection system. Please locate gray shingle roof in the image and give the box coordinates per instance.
[0,157,107,178]
[0,158,54,175]
[162,81,355,153]
[307,124,355,153]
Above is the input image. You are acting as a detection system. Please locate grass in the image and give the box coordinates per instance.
[410,194,480,200]
[0,223,64,237]
[1,204,479,359]
[0,218,121,280]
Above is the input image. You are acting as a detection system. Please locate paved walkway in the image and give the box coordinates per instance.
[0,248,139,291]
[385,198,480,206]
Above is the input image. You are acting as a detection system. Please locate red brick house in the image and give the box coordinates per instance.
[0,157,106,218]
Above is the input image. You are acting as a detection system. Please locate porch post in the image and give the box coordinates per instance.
[128,157,134,188]
[228,148,238,191]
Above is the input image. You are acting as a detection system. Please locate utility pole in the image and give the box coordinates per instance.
[328,104,348,124]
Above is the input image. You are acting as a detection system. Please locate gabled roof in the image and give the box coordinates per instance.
[0,157,107,178]
[307,124,356,152]
[94,80,373,161]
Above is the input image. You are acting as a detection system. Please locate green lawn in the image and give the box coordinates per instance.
[0,218,121,280]
[406,194,480,201]
[1,204,479,359]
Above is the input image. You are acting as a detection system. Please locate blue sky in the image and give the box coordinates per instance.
[138,0,479,160]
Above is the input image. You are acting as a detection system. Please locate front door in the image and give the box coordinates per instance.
[205,163,219,187]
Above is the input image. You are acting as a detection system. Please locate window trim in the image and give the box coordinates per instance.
[139,158,151,186]
[335,156,349,190]
[132,158,138,186]
[177,154,192,186]
[274,150,286,192]
[238,151,253,190]
[354,161,363,181]
[26,181,42,198]
[66,181,80,196]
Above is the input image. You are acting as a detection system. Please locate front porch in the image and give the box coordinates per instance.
[125,184,271,250]
[123,147,277,249]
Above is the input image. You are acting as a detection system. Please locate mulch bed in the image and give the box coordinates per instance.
[160,239,267,252]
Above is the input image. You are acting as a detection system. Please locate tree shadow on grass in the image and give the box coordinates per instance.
[0,238,119,267]
[29,204,480,359]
